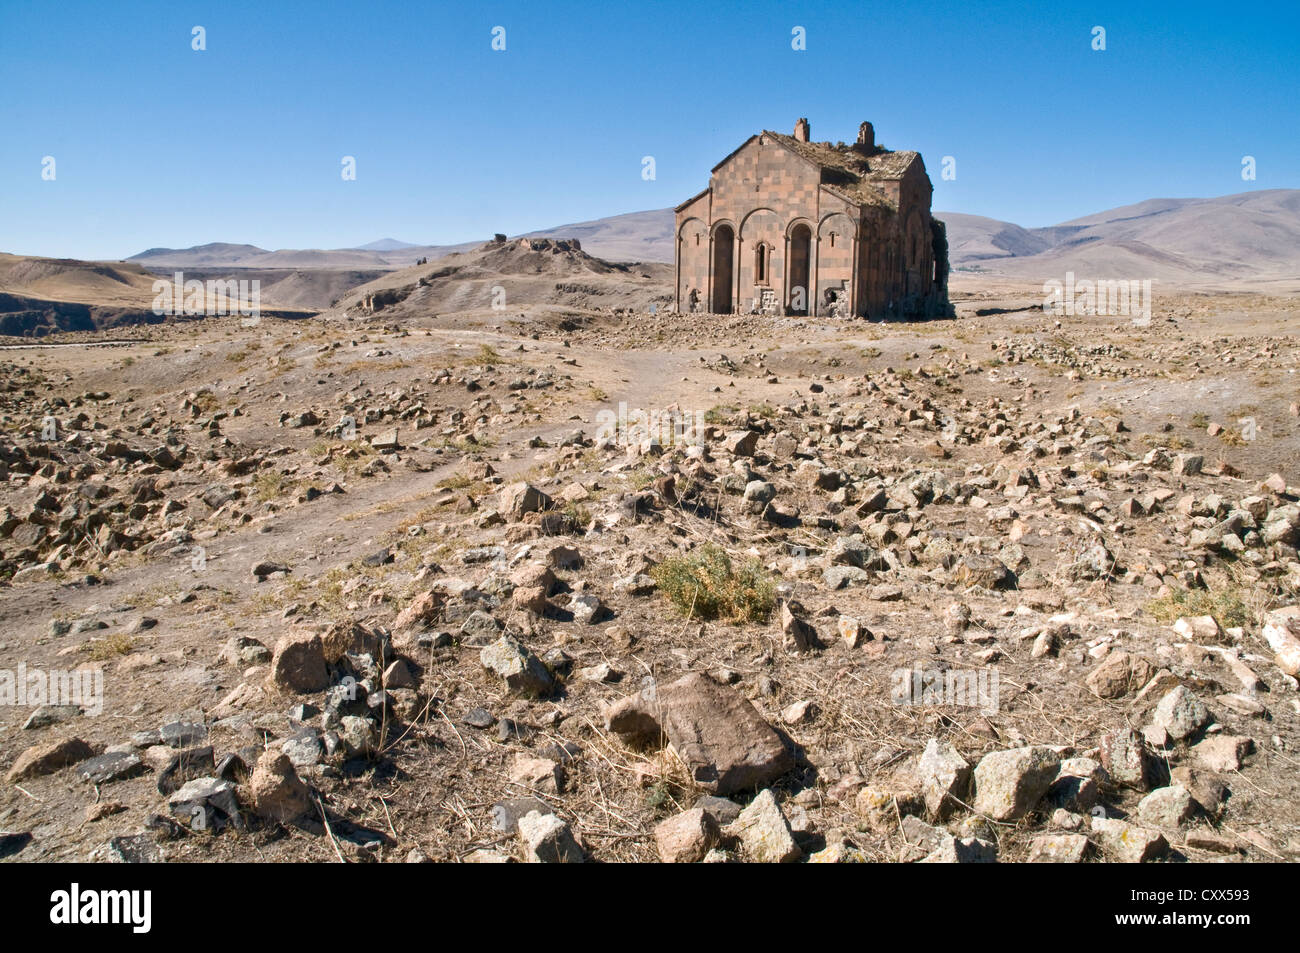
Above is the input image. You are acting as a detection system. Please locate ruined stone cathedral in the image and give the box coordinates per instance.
[674,118,950,319]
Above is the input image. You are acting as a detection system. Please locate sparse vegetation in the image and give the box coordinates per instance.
[466,344,504,365]
[254,470,298,502]
[1145,587,1255,630]
[1218,428,1247,446]
[87,632,135,660]
[652,544,776,623]
[562,501,592,526]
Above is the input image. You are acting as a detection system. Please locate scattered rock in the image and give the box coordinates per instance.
[726,789,801,863]
[1137,784,1196,828]
[1091,816,1169,862]
[1027,833,1090,863]
[491,797,550,833]
[780,699,817,725]
[269,631,329,694]
[1101,728,1157,790]
[517,811,583,863]
[155,745,215,794]
[168,777,242,831]
[654,807,721,863]
[1262,606,1300,676]
[22,705,82,730]
[85,801,128,822]
[76,751,145,785]
[604,673,793,796]
[1151,685,1210,742]
[920,833,996,863]
[510,755,565,794]
[780,602,820,652]
[6,737,95,783]
[972,746,1060,821]
[1192,734,1252,772]
[106,835,161,863]
[480,635,555,697]
[247,751,312,824]
[501,482,552,519]
[1086,651,1155,698]
[916,739,971,820]
[1185,830,1240,854]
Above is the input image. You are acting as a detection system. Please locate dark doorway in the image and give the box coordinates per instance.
[788,224,811,314]
[711,225,734,313]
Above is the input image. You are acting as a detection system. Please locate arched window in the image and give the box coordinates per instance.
[755,243,768,283]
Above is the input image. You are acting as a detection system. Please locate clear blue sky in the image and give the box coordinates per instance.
[1,0,1295,260]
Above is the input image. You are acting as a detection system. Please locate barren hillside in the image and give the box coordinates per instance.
[331,237,673,319]
[945,190,1300,291]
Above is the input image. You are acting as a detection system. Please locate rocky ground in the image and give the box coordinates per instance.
[1,281,1298,864]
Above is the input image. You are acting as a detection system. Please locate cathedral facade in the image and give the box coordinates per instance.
[675,118,950,319]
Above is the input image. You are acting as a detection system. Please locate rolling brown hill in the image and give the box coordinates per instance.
[327,237,673,320]
[0,253,314,336]
[943,189,1300,291]
[124,188,1300,304]
[5,188,1296,336]
[0,253,160,307]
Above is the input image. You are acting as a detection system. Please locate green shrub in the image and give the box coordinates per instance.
[652,544,775,623]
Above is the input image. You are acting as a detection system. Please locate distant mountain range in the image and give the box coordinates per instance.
[518,209,675,264]
[126,241,472,270]
[941,189,1300,289]
[4,188,1296,333]
[123,189,1299,292]
[124,210,677,272]
[352,238,420,252]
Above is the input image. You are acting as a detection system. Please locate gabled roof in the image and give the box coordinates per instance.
[765,131,924,210]
[690,128,928,213]
[709,134,762,174]
[709,130,924,211]
[674,187,711,214]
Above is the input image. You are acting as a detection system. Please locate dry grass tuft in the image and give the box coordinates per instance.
[1145,586,1256,630]
[652,544,775,623]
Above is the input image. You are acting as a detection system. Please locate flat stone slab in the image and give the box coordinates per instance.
[76,751,145,785]
[604,672,793,796]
